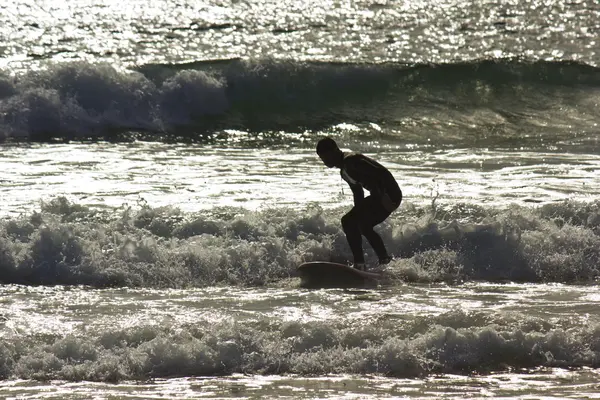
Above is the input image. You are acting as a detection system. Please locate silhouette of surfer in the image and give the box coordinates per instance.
[316,137,402,270]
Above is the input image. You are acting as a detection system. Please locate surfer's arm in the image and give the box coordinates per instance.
[348,155,387,195]
[349,183,364,205]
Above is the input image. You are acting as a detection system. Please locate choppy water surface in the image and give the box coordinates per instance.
[1,142,599,217]
[1,283,600,398]
[4,370,600,399]
[1,0,598,69]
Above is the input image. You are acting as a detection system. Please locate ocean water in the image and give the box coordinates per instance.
[1,0,600,398]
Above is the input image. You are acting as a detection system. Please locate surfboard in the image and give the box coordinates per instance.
[297,261,382,288]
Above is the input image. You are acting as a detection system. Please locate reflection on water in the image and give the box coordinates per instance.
[1,142,599,217]
[3,369,600,399]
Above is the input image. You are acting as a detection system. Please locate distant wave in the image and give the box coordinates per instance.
[0,58,599,144]
[1,197,599,287]
[1,309,599,381]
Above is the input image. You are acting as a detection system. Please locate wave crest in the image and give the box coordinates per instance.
[1,59,598,144]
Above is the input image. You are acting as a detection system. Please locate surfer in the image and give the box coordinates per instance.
[316,137,402,271]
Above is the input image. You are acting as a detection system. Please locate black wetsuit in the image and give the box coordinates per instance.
[340,153,402,264]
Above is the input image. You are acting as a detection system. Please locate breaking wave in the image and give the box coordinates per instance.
[0,58,599,148]
[1,197,599,287]
[1,309,599,381]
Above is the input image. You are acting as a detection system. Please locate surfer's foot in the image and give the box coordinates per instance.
[353,262,366,271]
[378,256,393,266]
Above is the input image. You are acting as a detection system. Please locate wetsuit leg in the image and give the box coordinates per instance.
[357,196,393,261]
[362,224,389,261]
[341,207,365,264]
[341,195,400,263]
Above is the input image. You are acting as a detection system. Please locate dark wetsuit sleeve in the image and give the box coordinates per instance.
[342,153,402,205]
[345,155,390,196]
[349,182,364,205]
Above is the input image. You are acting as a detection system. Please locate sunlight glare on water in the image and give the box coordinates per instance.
[3,370,600,399]
[1,142,599,217]
[2,0,598,70]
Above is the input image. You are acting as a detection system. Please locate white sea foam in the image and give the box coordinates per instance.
[1,197,599,287]
[2,312,600,381]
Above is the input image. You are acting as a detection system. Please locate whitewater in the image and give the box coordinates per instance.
[1,0,600,398]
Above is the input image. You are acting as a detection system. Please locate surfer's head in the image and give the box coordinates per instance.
[316,137,343,168]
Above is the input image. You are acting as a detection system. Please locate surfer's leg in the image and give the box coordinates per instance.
[361,224,389,262]
[356,197,393,262]
[341,208,365,265]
